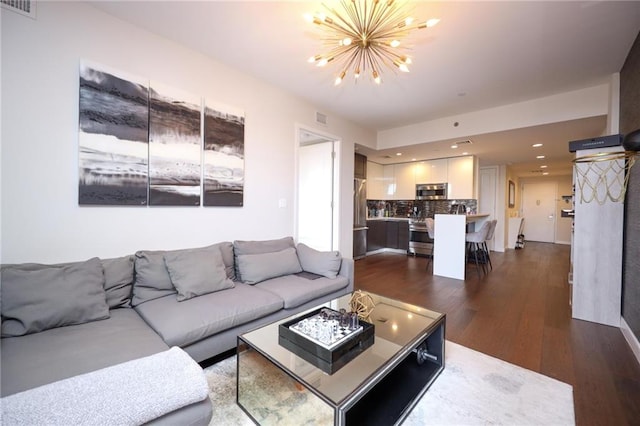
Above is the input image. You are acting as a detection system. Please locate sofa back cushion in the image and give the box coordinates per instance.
[101,255,135,308]
[132,242,235,306]
[1,257,110,337]
[1,256,135,309]
[296,243,342,279]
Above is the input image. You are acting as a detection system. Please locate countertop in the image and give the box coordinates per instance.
[367,214,489,222]
[366,217,411,221]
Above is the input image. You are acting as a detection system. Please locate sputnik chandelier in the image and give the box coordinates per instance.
[305,0,439,85]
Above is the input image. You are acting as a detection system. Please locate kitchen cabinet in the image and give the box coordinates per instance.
[393,163,415,200]
[447,156,475,199]
[398,221,409,250]
[355,153,367,179]
[366,161,386,200]
[366,219,409,251]
[366,220,386,251]
[415,159,448,184]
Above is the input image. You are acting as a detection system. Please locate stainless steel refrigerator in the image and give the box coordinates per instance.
[353,178,368,259]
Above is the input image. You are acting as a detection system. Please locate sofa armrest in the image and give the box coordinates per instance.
[339,258,354,292]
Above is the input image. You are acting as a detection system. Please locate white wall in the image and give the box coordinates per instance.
[0,2,375,263]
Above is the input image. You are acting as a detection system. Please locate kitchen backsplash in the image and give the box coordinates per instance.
[367,199,478,219]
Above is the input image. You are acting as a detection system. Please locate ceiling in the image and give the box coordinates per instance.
[90,1,640,177]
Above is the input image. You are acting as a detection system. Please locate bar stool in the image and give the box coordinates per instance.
[482,220,498,271]
[465,221,491,279]
[425,218,435,272]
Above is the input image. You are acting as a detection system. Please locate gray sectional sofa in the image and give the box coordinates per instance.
[0,237,354,425]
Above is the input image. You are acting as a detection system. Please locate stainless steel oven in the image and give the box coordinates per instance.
[408,220,433,256]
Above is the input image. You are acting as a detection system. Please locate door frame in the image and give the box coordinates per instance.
[294,125,341,251]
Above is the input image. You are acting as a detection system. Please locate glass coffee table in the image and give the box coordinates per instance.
[237,292,445,425]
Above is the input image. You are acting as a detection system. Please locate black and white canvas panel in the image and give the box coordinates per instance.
[78,61,149,205]
[148,82,202,206]
[203,101,245,207]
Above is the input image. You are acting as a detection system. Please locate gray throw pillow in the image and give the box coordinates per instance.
[132,243,236,306]
[236,247,302,284]
[164,248,235,302]
[233,237,295,281]
[132,251,177,306]
[296,243,342,279]
[1,257,110,337]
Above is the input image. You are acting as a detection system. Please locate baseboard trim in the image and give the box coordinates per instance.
[621,317,640,366]
[554,240,571,245]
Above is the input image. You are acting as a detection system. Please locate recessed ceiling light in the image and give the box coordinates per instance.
[451,144,458,149]
[411,158,417,161]
[536,155,545,159]
[396,152,402,156]
[532,143,543,148]
[543,172,549,175]
[540,165,548,169]
[462,152,469,155]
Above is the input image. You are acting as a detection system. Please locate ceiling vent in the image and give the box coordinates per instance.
[1,0,36,19]
[315,111,328,126]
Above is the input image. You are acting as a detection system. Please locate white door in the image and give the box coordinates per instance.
[297,130,337,251]
[479,167,497,249]
[521,182,557,243]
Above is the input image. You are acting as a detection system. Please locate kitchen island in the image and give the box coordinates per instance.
[433,214,490,280]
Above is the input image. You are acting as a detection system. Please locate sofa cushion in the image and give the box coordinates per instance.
[1,308,169,397]
[1,257,110,337]
[101,255,135,308]
[132,242,235,306]
[236,247,302,285]
[255,274,350,309]
[164,248,234,302]
[233,237,295,281]
[134,283,284,347]
[296,243,342,279]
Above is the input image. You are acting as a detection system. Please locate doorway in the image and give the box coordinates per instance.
[521,181,557,243]
[479,167,498,250]
[296,128,340,251]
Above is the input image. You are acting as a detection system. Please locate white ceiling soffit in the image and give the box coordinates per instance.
[89,1,639,176]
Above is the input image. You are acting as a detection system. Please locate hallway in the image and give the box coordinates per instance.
[354,243,640,425]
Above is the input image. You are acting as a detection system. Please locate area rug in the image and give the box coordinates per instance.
[203,341,575,425]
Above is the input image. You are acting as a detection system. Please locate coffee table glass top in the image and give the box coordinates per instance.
[239,292,444,404]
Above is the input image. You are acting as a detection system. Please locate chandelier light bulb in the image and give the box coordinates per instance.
[426,18,440,27]
[341,37,353,46]
[373,70,381,84]
[306,0,440,85]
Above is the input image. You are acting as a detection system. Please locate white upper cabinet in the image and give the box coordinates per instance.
[368,156,476,200]
[366,161,386,200]
[393,163,415,200]
[415,159,448,184]
[447,156,475,199]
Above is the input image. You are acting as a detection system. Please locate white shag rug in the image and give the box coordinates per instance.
[204,341,575,425]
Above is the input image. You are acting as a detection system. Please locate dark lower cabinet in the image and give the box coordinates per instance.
[367,220,409,252]
[398,221,409,251]
[366,220,386,252]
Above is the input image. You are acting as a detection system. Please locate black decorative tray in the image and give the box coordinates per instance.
[278,307,375,374]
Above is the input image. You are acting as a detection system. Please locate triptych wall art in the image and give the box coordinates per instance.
[78,60,245,207]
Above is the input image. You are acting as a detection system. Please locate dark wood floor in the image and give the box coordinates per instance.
[354,243,640,426]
